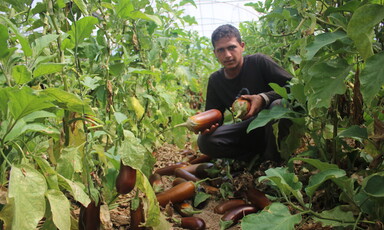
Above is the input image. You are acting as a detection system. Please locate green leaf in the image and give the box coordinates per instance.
[11,65,32,84]
[8,164,47,230]
[304,31,347,60]
[32,34,59,57]
[290,157,339,171]
[118,131,156,177]
[130,11,162,25]
[23,110,57,122]
[269,83,288,99]
[0,198,15,230]
[135,171,164,228]
[338,125,368,141]
[56,146,83,179]
[324,0,360,15]
[0,24,10,58]
[305,58,350,110]
[305,169,346,198]
[259,167,304,204]
[33,63,66,78]
[41,88,94,115]
[114,112,128,124]
[354,189,384,220]
[7,87,54,120]
[313,206,354,227]
[68,16,98,45]
[34,157,60,190]
[182,15,197,25]
[362,173,384,197]
[347,4,384,60]
[193,191,210,207]
[5,121,60,142]
[247,106,291,133]
[180,0,197,7]
[242,203,302,230]
[73,0,88,15]
[116,0,134,19]
[0,15,32,56]
[46,189,71,230]
[57,175,91,207]
[82,76,101,90]
[360,52,384,105]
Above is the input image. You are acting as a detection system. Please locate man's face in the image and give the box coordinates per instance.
[213,36,245,70]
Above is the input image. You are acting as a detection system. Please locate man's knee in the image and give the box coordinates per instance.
[268,99,282,109]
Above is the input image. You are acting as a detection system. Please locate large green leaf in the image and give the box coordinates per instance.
[118,131,156,177]
[7,87,55,120]
[305,168,346,198]
[46,189,71,230]
[56,146,83,179]
[305,58,350,110]
[290,157,339,171]
[362,173,384,198]
[354,189,384,220]
[242,203,302,230]
[73,0,88,15]
[347,4,384,60]
[360,52,384,105]
[68,16,98,46]
[41,88,94,115]
[33,63,66,78]
[130,11,162,25]
[247,106,292,133]
[34,157,60,190]
[338,125,368,141]
[313,206,354,227]
[32,34,59,57]
[4,120,60,142]
[305,31,347,60]
[57,175,91,207]
[0,24,10,58]
[0,15,32,56]
[8,164,47,230]
[11,65,32,84]
[136,171,164,228]
[259,167,304,204]
[116,0,134,19]
[0,197,16,230]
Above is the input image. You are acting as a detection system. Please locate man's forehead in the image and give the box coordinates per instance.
[214,37,239,48]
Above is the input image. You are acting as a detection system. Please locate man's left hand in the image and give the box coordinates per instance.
[239,94,265,120]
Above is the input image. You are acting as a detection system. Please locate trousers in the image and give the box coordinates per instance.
[197,99,290,162]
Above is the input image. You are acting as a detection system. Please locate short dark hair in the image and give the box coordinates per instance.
[211,24,242,48]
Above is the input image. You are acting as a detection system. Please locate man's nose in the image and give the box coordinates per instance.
[223,49,231,58]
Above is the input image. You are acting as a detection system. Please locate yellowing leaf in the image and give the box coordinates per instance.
[130,96,144,119]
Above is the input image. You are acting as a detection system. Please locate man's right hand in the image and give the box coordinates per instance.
[198,122,219,135]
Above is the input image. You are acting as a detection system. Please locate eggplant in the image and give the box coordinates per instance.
[175,109,222,132]
[78,200,101,230]
[156,181,196,207]
[116,160,136,194]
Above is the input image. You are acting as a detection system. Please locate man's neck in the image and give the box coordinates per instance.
[224,66,242,79]
[223,57,243,79]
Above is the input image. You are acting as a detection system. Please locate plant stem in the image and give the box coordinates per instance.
[0,148,12,167]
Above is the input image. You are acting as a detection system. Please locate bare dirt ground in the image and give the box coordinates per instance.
[106,143,332,230]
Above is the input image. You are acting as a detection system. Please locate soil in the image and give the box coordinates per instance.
[102,143,331,230]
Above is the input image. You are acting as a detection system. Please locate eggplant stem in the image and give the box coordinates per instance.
[174,122,188,128]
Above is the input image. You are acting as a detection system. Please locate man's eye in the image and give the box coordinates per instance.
[228,46,236,50]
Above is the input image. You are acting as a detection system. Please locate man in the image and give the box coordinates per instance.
[197,24,292,162]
